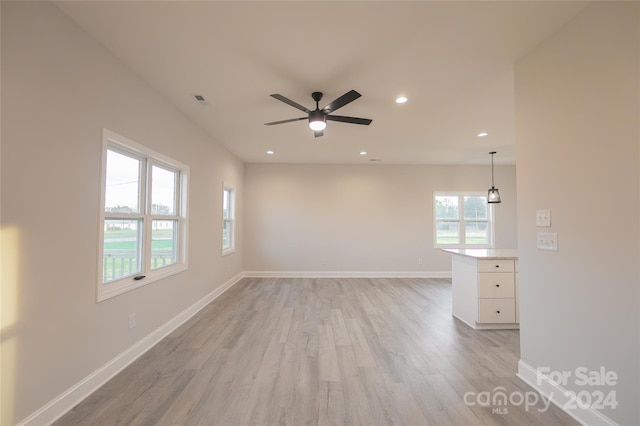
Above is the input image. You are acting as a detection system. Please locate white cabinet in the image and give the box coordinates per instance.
[444,249,519,330]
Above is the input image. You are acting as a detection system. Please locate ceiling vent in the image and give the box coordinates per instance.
[194,94,208,105]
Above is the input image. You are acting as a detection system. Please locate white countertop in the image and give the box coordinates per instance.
[442,248,518,260]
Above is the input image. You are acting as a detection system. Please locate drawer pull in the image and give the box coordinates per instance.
[495,284,500,287]
[495,265,500,268]
[496,310,501,314]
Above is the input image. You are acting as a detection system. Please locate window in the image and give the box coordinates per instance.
[98,129,189,301]
[222,183,235,255]
[434,192,493,248]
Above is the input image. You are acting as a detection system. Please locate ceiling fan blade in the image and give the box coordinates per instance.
[326,115,372,125]
[264,117,307,126]
[314,130,324,138]
[270,94,311,113]
[321,90,361,113]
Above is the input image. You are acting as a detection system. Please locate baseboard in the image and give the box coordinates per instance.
[243,270,452,279]
[517,359,617,426]
[17,272,244,426]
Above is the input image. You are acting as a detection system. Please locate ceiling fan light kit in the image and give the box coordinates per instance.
[265,89,372,137]
[308,109,326,131]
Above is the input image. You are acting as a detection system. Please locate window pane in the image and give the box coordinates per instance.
[464,196,488,219]
[151,166,176,215]
[103,219,142,282]
[436,221,460,244]
[152,220,177,269]
[465,221,489,245]
[105,150,141,213]
[435,196,459,219]
[222,219,231,250]
[223,189,230,219]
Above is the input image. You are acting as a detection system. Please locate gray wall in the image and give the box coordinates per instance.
[244,163,518,273]
[515,2,639,424]
[1,2,243,424]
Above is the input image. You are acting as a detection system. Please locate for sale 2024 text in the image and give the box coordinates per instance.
[537,366,618,410]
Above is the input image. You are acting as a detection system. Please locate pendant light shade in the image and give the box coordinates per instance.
[487,151,501,204]
[488,187,501,203]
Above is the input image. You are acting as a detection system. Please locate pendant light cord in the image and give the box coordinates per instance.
[490,151,496,188]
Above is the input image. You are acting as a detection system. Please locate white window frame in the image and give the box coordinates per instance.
[222,182,236,256]
[97,129,189,302]
[433,191,494,249]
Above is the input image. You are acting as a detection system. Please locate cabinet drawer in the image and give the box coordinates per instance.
[479,273,514,298]
[479,299,516,323]
[478,259,514,273]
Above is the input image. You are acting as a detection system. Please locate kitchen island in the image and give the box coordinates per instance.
[443,249,519,330]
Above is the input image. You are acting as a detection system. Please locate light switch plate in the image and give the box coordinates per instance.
[536,209,551,227]
[537,232,558,251]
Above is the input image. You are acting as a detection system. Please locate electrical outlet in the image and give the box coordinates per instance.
[321,258,327,265]
[536,209,551,227]
[417,257,423,265]
[537,232,558,251]
[128,313,136,329]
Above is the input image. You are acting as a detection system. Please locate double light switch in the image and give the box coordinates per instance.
[536,210,557,251]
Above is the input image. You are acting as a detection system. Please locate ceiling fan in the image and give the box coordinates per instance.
[264,90,372,137]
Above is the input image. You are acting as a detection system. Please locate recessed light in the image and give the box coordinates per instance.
[266,150,274,155]
[395,96,408,104]
[477,132,488,137]
[360,151,367,156]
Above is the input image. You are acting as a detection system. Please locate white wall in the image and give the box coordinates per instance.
[515,2,639,424]
[244,163,517,274]
[1,2,243,424]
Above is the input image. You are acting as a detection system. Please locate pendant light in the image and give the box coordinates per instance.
[487,151,501,204]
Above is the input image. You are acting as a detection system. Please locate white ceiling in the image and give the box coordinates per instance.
[54,1,587,165]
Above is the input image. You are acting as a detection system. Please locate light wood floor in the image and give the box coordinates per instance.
[56,278,577,425]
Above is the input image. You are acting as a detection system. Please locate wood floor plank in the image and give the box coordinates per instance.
[344,318,377,368]
[329,308,350,347]
[55,278,578,426]
[318,324,341,382]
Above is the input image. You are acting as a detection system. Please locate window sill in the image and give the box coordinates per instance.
[97,264,188,302]
[435,245,495,250]
[222,248,236,257]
